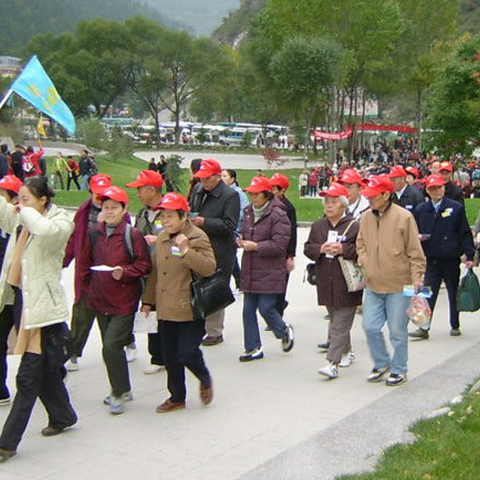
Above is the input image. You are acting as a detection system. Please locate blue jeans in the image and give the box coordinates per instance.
[362,288,410,375]
[80,174,89,191]
[243,293,287,351]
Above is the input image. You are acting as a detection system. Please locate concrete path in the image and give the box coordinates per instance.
[0,228,479,480]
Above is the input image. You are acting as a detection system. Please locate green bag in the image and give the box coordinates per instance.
[457,268,480,312]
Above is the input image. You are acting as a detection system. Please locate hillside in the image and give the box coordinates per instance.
[143,0,240,36]
[2,0,182,55]
[460,0,480,32]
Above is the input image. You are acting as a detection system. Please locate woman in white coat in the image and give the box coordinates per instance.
[0,177,77,462]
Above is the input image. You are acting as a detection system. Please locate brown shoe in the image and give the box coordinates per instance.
[200,381,213,406]
[0,447,16,463]
[156,399,186,413]
[201,335,223,346]
[41,423,75,437]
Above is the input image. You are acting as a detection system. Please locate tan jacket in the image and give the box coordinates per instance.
[143,221,216,321]
[356,203,425,293]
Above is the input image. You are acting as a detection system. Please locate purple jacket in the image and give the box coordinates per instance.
[63,199,93,303]
[240,197,291,294]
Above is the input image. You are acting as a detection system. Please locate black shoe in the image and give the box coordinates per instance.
[367,366,390,383]
[201,335,224,346]
[0,447,16,462]
[450,328,461,337]
[409,328,429,340]
[239,347,264,362]
[281,324,294,352]
[386,373,407,386]
[317,341,330,351]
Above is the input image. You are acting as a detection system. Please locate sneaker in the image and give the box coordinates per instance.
[109,396,125,415]
[66,358,79,372]
[156,399,186,413]
[239,346,264,362]
[125,344,137,363]
[409,328,429,340]
[318,362,339,379]
[144,364,164,375]
[367,366,390,383]
[386,373,407,386]
[450,328,461,337]
[0,397,10,407]
[317,341,330,352]
[201,335,224,346]
[281,324,294,352]
[339,352,356,368]
[103,391,134,406]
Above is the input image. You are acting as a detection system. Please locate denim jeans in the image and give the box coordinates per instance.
[362,288,410,375]
[243,293,287,351]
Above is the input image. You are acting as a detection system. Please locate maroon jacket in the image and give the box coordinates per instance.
[63,199,94,304]
[240,197,291,294]
[81,219,152,316]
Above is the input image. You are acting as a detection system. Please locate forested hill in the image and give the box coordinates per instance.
[213,0,480,46]
[2,0,182,55]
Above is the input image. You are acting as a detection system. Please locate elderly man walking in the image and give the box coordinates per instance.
[357,175,426,386]
[189,159,240,346]
[410,174,475,339]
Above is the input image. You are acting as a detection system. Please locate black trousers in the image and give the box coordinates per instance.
[70,296,97,358]
[0,305,15,399]
[275,272,290,317]
[0,351,77,452]
[67,172,81,191]
[425,258,461,330]
[148,332,164,366]
[160,320,210,403]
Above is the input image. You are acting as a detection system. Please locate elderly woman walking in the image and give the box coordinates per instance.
[304,183,363,379]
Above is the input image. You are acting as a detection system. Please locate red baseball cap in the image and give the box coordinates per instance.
[244,176,273,193]
[90,174,112,194]
[270,173,290,190]
[388,166,407,178]
[101,186,129,205]
[319,182,350,198]
[439,161,453,172]
[406,166,419,178]
[360,175,395,198]
[0,175,22,194]
[425,174,446,188]
[194,159,222,178]
[159,192,190,211]
[126,170,164,188]
[339,169,364,186]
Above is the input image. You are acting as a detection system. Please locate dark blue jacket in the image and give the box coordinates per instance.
[414,197,474,261]
[393,184,424,212]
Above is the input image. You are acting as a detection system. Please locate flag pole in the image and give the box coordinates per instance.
[0,89,13,112]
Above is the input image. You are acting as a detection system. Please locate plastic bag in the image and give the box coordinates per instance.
[457,268,480,312]
[407,296,432,329]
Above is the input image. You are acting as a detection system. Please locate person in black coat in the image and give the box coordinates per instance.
[10,145,25,181]
[389,165,424,212]
[0,145,9,180]
[439,162,464,205]
[411,174,474,340]
[189,159,240,345]
[271,173,296,316]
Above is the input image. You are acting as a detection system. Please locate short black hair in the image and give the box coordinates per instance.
[23,176,55,206]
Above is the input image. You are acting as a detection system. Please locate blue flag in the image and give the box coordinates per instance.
[11,56,75,135]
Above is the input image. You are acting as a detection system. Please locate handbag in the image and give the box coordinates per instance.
[457,268,480,312]
[42,322,73,371]
[305,263,317,285]
[337,220,365,292]
[191,269,235,320]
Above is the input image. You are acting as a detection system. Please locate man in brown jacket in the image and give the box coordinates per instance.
[357,175,426,387]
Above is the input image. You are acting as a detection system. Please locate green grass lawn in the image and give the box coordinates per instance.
[49,155,480,224]
[339,386,480,480]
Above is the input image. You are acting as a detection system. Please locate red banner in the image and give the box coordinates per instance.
[313,123,417,140]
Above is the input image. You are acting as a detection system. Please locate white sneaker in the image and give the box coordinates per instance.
[125,345,137,363]
[144,364,163,375]
[103,390,134,406]
[339,352,356,368]
[66,359,79,372]
[318,362,339,379]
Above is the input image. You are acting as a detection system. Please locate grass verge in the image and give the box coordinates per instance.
[338,383,480,480]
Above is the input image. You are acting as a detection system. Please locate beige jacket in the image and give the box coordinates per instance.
[143,221,216,321]
[0,196,73,328]
[356,203,425,293]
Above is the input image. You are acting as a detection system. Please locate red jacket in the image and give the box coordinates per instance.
[24,148,44,178]
[81,219,151,315]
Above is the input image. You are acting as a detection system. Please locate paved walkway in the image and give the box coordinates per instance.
[0,228,479,480]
